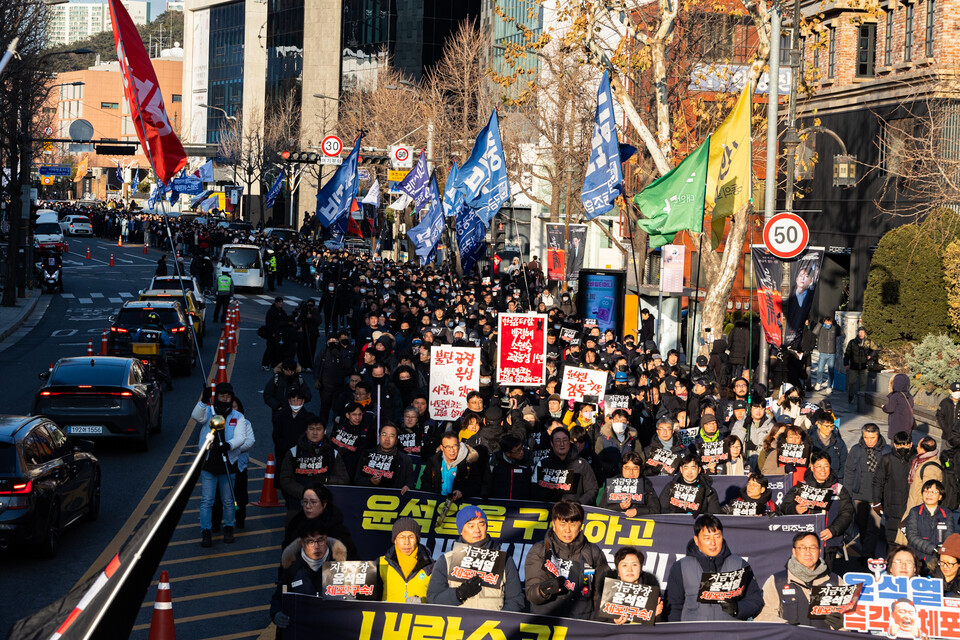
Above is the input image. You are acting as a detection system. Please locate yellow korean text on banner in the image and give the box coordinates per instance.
[706,85,752,249]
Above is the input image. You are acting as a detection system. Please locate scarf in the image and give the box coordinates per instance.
[909,450,938,483]
[301,547,325,571]
[787,556,828,586]
[658,435,675,449]
[865,442,880,473]
[396,545,419,578]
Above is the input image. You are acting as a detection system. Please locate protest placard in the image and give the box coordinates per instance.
[429,345,480,420]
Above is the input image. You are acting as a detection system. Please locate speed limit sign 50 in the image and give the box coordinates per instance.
[763,213,809,259]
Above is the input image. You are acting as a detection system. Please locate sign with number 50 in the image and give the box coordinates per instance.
[763,213,809,259]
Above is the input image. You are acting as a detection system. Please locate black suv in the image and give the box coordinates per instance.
[107,300,195,375]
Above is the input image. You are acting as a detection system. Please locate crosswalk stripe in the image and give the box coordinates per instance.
[61,293,75,299]
[78,298,92,304]
[119,292,134,298]
[109,297,122,304]
[90,292,104,298]
[256,295,274,301]
[285,296,301,303]
[250,298,271,305]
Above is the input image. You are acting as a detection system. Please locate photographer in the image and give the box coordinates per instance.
[192,383,255,548]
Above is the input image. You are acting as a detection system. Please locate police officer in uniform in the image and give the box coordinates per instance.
[214,269,234,323]
[266,249,278,291]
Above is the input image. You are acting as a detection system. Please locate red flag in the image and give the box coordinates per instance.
[347,216,364,237]
[108,0,187,184]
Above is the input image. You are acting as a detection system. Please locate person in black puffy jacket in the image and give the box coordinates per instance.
[659,450,720,516]
[600,452,660,516]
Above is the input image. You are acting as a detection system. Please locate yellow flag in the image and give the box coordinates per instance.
[706,85,752,249]
[74,155,89,183]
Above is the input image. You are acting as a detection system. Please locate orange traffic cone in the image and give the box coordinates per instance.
[86,339,93,356]
[143,243,149,255]
[215,352,228,384]
[85,246,91,260]
[226,324,236,354]
[109,254,115,267]
[100,329,109,355]
[63,242,69,253]
[147,570,176,640]
[251,454,282,507]
[118,235,123,247]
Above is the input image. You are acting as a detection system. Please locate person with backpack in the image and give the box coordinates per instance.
[903,479,957,574]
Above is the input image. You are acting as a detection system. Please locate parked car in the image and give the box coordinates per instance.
[59,215,93,236]
[33,357,163,451]
[138,289,206,346]
[264,227,298,244]
[0,415,100,556]
[107,300,195,375]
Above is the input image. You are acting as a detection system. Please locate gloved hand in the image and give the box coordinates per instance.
[720,600,738,618]
[201,385,212,404]
[273,611,291,629]
[539,575,567,599]
[456,576,483,603]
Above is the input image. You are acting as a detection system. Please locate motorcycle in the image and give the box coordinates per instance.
[35,259,63,294]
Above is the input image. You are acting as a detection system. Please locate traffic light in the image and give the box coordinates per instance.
[359,155,389,165]
[280,151,320,163]
[494,220,506,249]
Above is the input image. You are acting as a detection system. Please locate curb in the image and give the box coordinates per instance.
[0,289,41,343]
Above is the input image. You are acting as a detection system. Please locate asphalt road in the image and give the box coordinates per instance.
[0,237,320,639]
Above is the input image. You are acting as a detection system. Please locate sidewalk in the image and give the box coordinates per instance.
[0,289,41,343]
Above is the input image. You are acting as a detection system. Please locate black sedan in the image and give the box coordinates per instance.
[33,357,162,451]
[0,416,100,557]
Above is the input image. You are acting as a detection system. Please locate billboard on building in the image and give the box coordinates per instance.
[190,9,209,144]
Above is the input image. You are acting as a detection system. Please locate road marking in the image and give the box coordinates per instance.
[109,297,122,304]
[151,564,278,584]
[250,298,271,305]
[131,605,270,631]
[90,292,104,298]
[61,293,75,299]
[256,295,274,301]
[200,631,264,640]
[161,476,263,490]
[167,527,284,547]
[142,583,274,608]
[174,512,284,530]
[78,298,92,304]
[119,292,134,298]
[158,546,277,566]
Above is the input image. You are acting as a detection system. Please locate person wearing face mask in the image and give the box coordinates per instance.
[272,388,317,461]
[531,427,599,505]
[278,418,349,516]
[938,382,960,435]
[563,402,598,432]
[594,409,642,460]
[313,336,352,426]
[775,383,812,430]
[192,383,255,547]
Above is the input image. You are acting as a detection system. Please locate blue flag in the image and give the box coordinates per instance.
[190,190,212,208]
[329,211,348,245]
[442,161,465,219]
[316,135,362,228]
[399,151,430,213]
[581,71,624,220]
[147,182,162,210]
[200,194,219,212]
[452,110,510,227]
[456,205,486,274]
[115,162,123,184]
[130,167,139,194]
[265,171,284,209]
[406,176,444,265]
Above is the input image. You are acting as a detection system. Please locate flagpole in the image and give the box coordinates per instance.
[109,0,205,382]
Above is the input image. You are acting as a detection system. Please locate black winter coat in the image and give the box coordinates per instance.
[525,529,611,619]
[873,449,916,522]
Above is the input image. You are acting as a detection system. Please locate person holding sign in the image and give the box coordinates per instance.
[659,451,720,517]
[594,409,643,460]
[644,417,684,476]
[353,423,414,493]
[531,427,599,505]
[762,424,810,484]
[378,518,433,603]
[731,399,775,470]
[525,500,611,619]
[902,479,957,573]
[425,506,524,611]
[270,518,348,634]
[595,546,664,624]
[756,532,844,629]
[600,452,660,517]
[278,419,350,514]
[720,472,779,516]
[781,451,855,567]
[665,514,763,621]
[693,415,727,474]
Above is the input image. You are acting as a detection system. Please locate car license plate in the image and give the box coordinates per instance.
[67,425,103,434]
[234,268,248,273]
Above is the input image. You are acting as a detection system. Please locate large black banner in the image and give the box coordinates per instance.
[281,597,866,639]
[327,486,823,588]
[646,473,791,506]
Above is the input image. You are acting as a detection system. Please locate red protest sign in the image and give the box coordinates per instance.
[496,313,547,386]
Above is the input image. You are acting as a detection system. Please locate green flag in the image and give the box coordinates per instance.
[634,137,709,248]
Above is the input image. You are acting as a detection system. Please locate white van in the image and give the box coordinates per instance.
[35,210,60,225]
[216,244,264,292]
[35,213,67,252]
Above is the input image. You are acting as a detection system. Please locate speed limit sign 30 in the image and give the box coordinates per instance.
[763,213,809,259]
[321,135,343,157]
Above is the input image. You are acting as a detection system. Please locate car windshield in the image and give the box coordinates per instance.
[36,223,61,234]
[154,278,193,290]
[50,362,127,386]
[116,308,182,327]
[0,443,16,471]
[222,248,260,269]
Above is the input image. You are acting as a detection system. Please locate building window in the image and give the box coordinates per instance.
[813,35,820,74]
[885,9,894,65]
[172,94,182,103]
[857,24,876,77]
[925,0,935,58]
[700,13,736,61]
[100,102,119,109]
[828,26,836,78]
[905,2,914,62]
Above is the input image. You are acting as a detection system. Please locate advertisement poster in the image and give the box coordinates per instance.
[496,313,547,386]
[559,366,608,403]
[843,572,959,638]
[546,223,567,281]
[581,273,620,334]
[566,224,588,281]
[662,244,685,294]
[428,345,480,421]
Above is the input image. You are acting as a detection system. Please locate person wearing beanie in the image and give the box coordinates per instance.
[426,505,524,610]
[693,414,726,474]
[934,533,960,596]
[378,517,434,603]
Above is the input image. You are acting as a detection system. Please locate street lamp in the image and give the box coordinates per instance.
[198,103,242,217]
